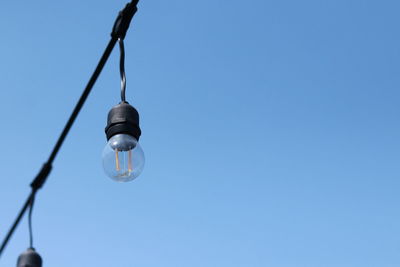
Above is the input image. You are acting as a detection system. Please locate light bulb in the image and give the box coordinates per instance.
[103,102,143,182]
[102,133,145,182]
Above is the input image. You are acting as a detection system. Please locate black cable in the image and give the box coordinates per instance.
[0,193,33,256]
[47,38,118,164]
[0,37,118,259]
[119,38,127,102]
[28,193,35,249]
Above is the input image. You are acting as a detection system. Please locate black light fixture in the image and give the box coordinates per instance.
[16,248,42,267]
[0,0,144,265]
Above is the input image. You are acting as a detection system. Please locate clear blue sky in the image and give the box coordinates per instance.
[0,0,399,266]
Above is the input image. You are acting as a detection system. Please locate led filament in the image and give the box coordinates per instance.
[114,149,133,173]
[128,150,132,171]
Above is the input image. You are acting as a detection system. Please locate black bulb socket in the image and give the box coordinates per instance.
[17,248,42,267]
[105,102,141,141]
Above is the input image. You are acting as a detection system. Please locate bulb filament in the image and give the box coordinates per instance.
[128,150,133,172]
[115,148,133,174]
[115,149,120,171]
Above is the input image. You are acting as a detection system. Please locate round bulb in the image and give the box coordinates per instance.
[102,134,145,182]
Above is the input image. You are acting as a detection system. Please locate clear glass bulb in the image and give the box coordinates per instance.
[102,134,145,182]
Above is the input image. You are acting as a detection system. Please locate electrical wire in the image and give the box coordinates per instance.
[24,38,130,250]
[119,38,127,102]
[28,192,35,249]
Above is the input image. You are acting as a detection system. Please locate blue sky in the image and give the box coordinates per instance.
[0,0,399,266]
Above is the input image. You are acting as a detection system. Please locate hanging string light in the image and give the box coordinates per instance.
[0,1,143,265]
[102,38,145,182]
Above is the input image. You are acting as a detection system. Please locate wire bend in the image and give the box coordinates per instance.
[119,38,127,102]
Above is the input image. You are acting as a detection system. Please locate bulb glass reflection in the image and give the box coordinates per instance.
[102,134,145,182]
